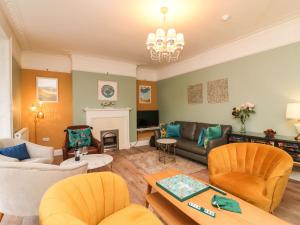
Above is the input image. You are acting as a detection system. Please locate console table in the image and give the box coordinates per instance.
[228,131,300,166]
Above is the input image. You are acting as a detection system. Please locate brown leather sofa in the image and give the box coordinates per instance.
[62,125,103,160]
[155,121,232,165]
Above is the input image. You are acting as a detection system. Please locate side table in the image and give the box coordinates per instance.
[156,138,177,164]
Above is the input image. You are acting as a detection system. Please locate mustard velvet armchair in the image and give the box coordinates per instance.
[208,143,293,212]
[39,172,163,225]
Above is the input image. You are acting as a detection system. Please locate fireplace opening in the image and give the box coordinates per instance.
[100,129,119,151]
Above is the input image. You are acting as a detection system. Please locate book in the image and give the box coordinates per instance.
[156,174,209,202]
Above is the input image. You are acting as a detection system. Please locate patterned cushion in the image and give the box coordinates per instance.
[68,128,92,148]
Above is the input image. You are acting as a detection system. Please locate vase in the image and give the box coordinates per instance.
[240,122,246,133]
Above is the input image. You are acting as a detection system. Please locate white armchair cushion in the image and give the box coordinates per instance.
[0,138,54,164]
[22,158,52,164]
[0,154,19,162]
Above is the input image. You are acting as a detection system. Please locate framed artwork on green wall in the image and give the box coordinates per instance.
[98,81,118,101]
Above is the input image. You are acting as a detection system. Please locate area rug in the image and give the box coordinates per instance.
[125,150,206,174]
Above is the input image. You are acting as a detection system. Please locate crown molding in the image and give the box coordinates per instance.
[157,17,300,80]
[21,51,72,73]
[0,0,30,49]
[71,54,137,77]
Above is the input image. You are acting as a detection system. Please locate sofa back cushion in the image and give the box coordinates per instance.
[175,121,196,141]
[194,123,232,141]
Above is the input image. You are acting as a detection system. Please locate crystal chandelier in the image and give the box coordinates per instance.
[146,6,184,62]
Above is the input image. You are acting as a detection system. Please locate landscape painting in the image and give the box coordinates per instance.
[36,77,58,102]
[139,85,151,104]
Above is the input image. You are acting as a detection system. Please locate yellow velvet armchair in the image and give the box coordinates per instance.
[208,143,293,212]
[39,172,163,225]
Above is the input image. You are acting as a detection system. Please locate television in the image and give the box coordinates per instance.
[137,110,159,128]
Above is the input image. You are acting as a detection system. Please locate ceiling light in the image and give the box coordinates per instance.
[146,6,184,63]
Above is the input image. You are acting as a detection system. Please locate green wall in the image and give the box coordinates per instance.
[158,42,300,136]
[12,57,21,132]
[72,70,137,142]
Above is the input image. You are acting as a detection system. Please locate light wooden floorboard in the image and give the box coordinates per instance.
[1,146,300,225]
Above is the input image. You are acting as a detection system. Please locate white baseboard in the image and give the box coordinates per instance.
[130,140,149,147]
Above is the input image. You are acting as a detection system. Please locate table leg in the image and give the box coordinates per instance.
[145,184,152,208]
[110,162,113,171]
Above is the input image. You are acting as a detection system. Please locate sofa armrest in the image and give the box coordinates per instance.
[25,141,54,160]
[206,137,228,153]
[91,137,103,153]
[0,154,19,162]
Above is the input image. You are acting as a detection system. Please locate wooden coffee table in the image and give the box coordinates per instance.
[144,169,290,225]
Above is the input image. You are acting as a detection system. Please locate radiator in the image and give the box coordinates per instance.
[14,128,29,141]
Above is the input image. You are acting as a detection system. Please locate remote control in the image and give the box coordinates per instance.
[209,184,227,195]
[188,202,216,218]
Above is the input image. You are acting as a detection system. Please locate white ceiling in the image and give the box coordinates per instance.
[1,0,300,66]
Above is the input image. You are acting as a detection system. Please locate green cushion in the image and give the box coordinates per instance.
[204,125,222,149]
[166,124,181,138]
[68,128,92,148]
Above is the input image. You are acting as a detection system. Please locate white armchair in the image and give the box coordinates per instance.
[0,138,54,164]
[0,161,88,225]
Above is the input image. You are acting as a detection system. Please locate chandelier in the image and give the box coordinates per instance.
[146,6,184,62]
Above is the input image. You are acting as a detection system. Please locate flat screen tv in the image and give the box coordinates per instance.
[137,110,159,128]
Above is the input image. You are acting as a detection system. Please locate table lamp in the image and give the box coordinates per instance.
[286,103,300,140]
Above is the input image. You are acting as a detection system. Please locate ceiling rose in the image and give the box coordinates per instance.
[146,6,185,63]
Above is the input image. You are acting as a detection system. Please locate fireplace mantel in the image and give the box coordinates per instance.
[84,107,131,150]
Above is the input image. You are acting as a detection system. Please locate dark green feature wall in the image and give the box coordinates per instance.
[72,70,137,142]
[157,42,300,136]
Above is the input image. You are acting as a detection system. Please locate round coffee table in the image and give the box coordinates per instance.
[156,138,177,164]
[60,154,113,171]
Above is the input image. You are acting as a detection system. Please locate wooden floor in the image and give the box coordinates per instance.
[1,147,300,225]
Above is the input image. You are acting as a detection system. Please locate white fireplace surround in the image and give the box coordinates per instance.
[84,107,131,150]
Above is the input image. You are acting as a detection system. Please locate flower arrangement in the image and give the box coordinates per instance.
[232,102,255,132]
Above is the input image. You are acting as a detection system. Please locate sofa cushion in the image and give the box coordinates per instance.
[166,124,181,138]
[0,143,30,160]
[210,172,271,211]
[67,127,92,148]
[22,157,52,164]
[178,122,196,140]
[194,123,210,141]
[98,204,163,225]
[176,139,206,155]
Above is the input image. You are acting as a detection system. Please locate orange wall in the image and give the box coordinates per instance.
[21,69,72,149]
[136,80,157,111]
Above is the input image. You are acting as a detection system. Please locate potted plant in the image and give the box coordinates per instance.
[232,103,255,133]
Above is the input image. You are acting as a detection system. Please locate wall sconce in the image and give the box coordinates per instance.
[30,101,44,143]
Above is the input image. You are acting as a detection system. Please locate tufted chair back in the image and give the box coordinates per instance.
[208,143,293,212]
[39,172,130,225]
[209,143,292,179]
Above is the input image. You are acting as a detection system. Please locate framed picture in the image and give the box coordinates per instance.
[36,77,58,102]
[139,85,151,104]
[98,81,118,101]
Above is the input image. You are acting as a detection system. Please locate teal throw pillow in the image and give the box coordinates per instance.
[68,128,92,148]
[197,128,207,147]
[166,124,181,138]
[204,125,222,149]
